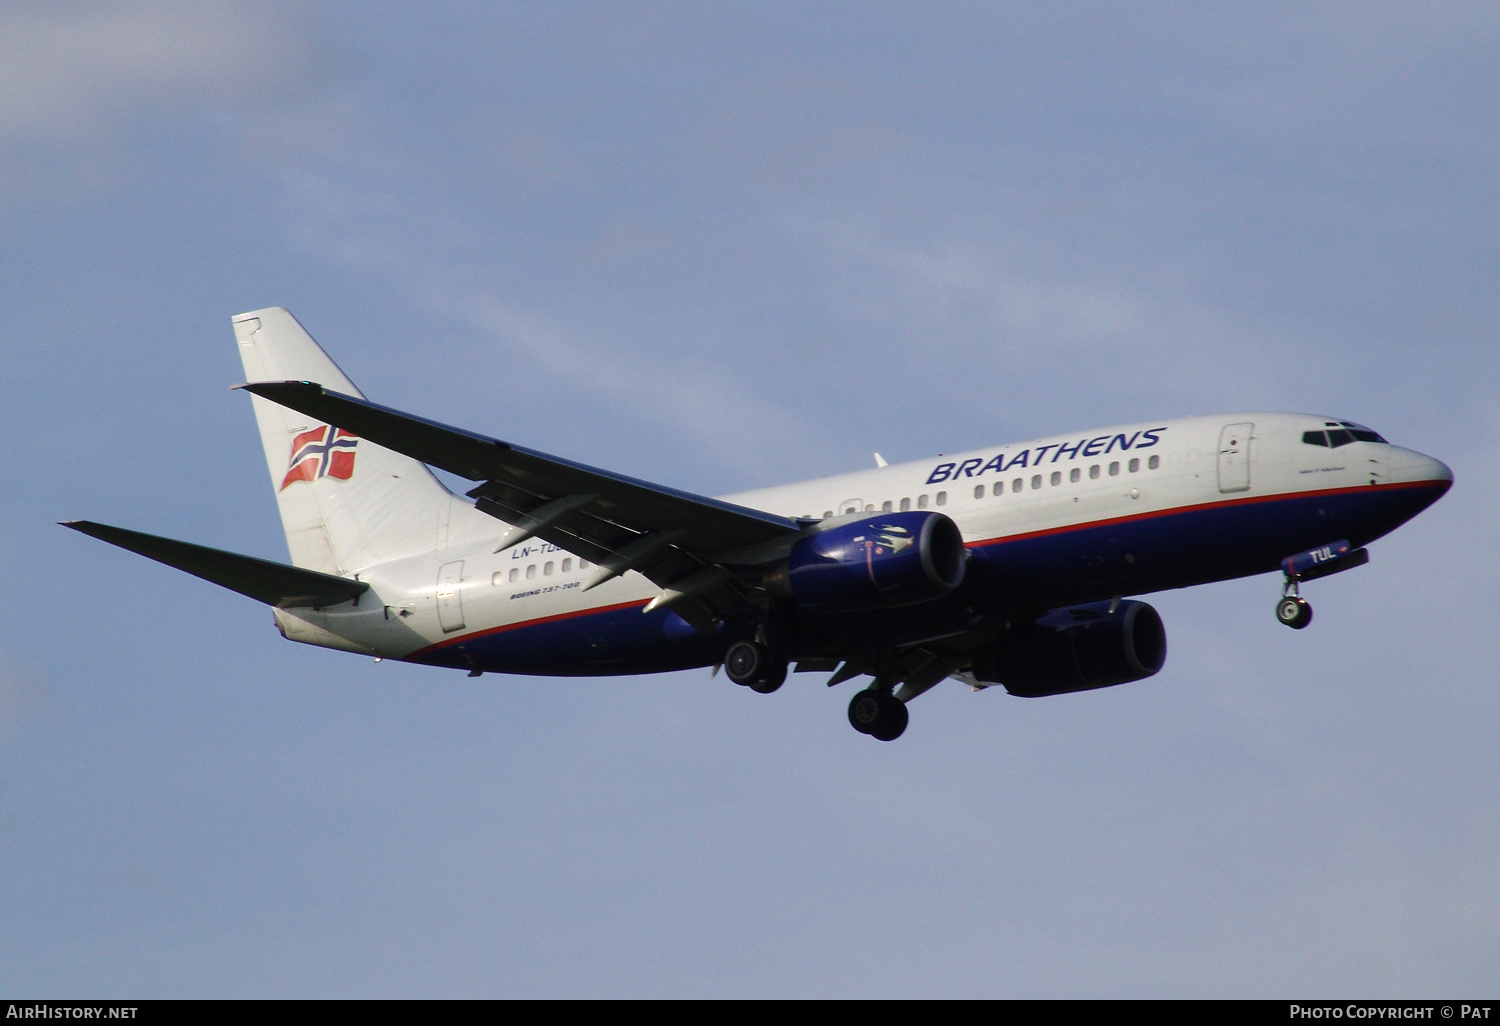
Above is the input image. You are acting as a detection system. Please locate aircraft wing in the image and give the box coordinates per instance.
[63,520,369,608]
[238,381,804,631]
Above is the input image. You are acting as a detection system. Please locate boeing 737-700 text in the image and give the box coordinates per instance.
[66,308,1453,740]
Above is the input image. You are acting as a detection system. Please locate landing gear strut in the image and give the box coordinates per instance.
[848,687,908,741]
[724,639,787,694]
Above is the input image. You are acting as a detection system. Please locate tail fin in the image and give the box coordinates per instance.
[233,307,459,573]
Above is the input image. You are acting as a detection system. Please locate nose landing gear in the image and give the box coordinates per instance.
[1275,540,1369,630]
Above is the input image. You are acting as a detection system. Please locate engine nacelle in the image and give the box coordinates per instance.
[770,510,966,612]
[971,599,1167,697]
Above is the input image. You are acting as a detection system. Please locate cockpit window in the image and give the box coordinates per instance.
[1340,421,1386,443]
[1305,422,1388,447]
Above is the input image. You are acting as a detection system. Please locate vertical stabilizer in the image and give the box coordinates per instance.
[233,307,458,574]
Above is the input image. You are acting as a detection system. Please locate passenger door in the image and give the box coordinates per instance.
[1218,423,1254,493]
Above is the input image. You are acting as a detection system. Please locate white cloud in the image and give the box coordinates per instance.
[0,0,314,140]
[793,215,1305,426]
[442,291,819,481]
[261,164,823,482]
[1144,3,1500,155]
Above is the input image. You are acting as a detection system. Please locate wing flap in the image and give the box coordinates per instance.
[63,521,369,608]
[240,381,810,630]
[237,382,800,552]
[239,380,804,631]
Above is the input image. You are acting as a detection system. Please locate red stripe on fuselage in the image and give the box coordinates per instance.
[963,478,1446,551]
[408,597,652,659]
[405,478,1446,659]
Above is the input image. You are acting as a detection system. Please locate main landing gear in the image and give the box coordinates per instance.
[847,687,908,742]
[724,639,787,694]
[722,636,910,741]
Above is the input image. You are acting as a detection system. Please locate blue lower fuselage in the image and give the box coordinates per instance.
[409,478,1448,676]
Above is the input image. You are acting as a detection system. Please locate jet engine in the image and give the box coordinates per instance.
[768,510,966,611]
[971,599,1167,697]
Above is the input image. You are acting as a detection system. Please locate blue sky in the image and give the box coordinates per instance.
[1,2,1496,997]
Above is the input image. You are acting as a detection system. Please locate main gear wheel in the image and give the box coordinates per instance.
[847,688,908,741]
[724,640,788,693]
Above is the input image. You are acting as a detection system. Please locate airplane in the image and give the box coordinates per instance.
[65,307,1453,741]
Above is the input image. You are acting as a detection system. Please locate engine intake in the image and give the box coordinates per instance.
[771,510,966,611]
[972,599,1166,697]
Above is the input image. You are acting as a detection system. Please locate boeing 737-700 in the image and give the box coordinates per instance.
[66,307,1453,740]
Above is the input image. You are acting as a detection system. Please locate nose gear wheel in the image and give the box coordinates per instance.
[1276,595,1313,629]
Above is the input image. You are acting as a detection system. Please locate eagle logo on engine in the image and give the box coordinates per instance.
[852,524,915,557]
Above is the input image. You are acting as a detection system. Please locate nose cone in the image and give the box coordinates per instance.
[1388,447,1454,488]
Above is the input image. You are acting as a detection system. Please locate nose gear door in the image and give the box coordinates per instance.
[1218,422,1254,494]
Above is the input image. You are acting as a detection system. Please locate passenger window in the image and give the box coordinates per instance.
[1148,455,1160,470]
[580,559,590,569]
[1089,464,1100,479]
[1128,458,1139,473]
[1327,429,1354,448]
[1050,471,1061,486]
[1109,462,1120,476]
[1070,468,1080,483]
[865,504,875,512]
[1031,474,1042,490]
[1012,478,1023,492]
[972,485,983,499]
[492,572,504,586]
[562,558,572,572]
[882,500,893,512]
[509,568,519,583]
[918,495,929,509]
[823,510,834,518]
[992,482,1003,496]
[936,491,947,506]
[899,498,911,512]
[543,561,554,576]
[525,564,537,580]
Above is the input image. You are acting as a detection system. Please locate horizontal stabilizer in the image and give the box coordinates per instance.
[62,521,369,608]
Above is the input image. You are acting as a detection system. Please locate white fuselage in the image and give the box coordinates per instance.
[275,411,1451,670]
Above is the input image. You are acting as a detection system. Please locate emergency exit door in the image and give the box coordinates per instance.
[437,560,466,633]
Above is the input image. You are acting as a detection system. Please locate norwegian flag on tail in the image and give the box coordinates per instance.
[280,425,359,491]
